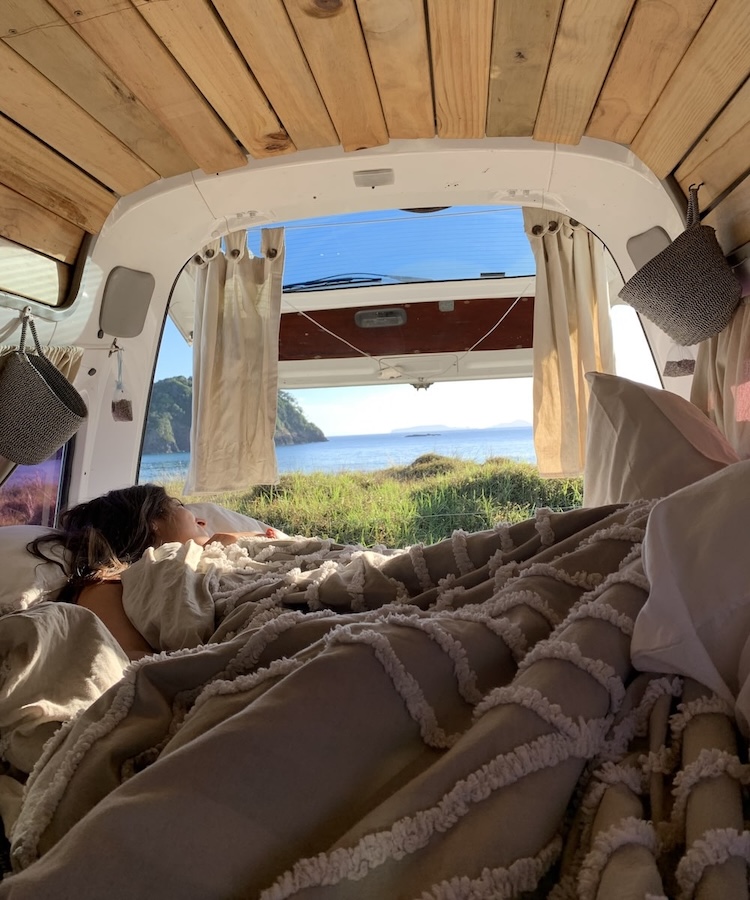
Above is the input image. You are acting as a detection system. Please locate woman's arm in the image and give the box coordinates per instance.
[77,582,154,660]
[202,529,277,545]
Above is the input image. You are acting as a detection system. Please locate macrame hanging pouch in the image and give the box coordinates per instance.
[111,344,133,422]
[663,343,696,377]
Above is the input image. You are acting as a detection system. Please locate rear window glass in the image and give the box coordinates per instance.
[247,205,535,292]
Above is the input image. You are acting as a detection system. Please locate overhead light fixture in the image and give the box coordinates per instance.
[354,308,407,328]
[353,168,394,189]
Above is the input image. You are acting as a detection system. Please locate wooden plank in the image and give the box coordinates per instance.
[281,0,388,151]
[676,78,750,206]
[356,0,434,139]
[705,173,750,255]
[135,0,295,159]
[0,182,84,263]
[631,0,750,178]
[426,0,494,138]
[47,0,247,174]
[0,0,196,179]
[587,0,714,145]
[534,0,636,145]
[487,0,563,137]
[211,0,338,151]
[0,114,116,233]
[0,41,158,195]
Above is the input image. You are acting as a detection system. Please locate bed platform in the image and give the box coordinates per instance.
[0,490,746,899]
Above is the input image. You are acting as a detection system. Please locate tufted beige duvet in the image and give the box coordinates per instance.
[1,503,746,899]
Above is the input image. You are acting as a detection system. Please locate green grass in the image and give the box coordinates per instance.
[169,454,583,546]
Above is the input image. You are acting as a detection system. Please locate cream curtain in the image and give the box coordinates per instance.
[691,296,750,458]
[523,209,615,476]
[184,228,285,494]
[0,345,83,379]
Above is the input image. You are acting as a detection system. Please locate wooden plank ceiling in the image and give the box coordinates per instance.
[0,0,748,277]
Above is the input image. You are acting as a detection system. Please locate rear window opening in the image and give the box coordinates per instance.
[144,203,658,487]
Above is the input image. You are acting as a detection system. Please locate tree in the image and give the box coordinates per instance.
[143,378,327,453]
[275,390,326,445]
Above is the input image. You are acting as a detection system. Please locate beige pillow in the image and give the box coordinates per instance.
[631,460,750,730]
[184,502,287,538]
[583,372,739,506]
[0,526,68,613]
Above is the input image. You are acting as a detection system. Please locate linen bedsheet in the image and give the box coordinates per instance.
[1,503,748,899]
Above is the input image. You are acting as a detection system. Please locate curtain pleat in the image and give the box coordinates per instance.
[691,297,750,458]
[0,345,83,381]
[523,209,615,476]
[184,228,285,494]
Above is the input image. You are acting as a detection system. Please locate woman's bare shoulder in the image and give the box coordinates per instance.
[76,581,152,658]
[76,581,123,607]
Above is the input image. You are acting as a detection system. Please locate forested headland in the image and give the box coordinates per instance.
[143,376,327,454]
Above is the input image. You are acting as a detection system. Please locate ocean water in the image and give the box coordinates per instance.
[139,426,535,483]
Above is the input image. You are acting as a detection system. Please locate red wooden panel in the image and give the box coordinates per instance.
[279,296,534,360]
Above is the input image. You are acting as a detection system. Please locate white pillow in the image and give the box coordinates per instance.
[184,502,284,537]
[583,372,739,506]
[631,460,750,730]
[0,526,68,614]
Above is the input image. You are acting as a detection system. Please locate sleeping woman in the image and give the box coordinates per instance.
[28,484,269,660]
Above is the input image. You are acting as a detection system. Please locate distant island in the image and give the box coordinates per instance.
[143,376,327,454]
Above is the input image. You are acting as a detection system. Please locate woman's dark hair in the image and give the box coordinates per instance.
[28,484,174,600]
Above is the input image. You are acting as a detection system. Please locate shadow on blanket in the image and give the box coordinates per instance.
[0,503,747,899]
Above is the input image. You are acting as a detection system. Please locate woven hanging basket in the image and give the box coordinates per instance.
[619,184,741,346]
[0,315,87,465]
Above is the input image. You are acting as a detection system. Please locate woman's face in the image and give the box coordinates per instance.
[154,498,208,545]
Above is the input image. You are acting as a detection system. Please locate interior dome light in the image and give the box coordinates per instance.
[355,308,407,328]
